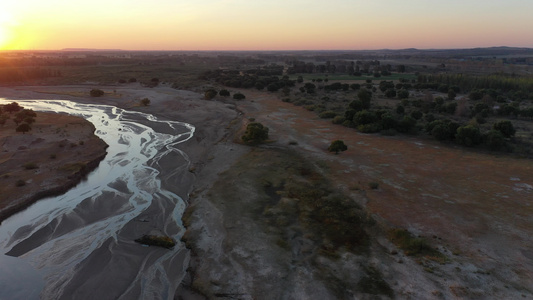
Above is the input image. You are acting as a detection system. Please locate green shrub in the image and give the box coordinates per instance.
[242,122,269,145]
[328,140,347,154]
[319,111,337,119]
[493,120,516,138]
[332,116,345,124]
[456,125,482,146]
[233,92,246,100]
[484,130,507,151]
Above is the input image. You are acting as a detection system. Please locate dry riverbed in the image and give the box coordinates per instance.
[1,85,532,299]
[0,110,108,223]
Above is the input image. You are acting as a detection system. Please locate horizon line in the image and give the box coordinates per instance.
[1,46,532,53]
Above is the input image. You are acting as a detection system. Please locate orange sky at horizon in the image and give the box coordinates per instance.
[1,0,532,51]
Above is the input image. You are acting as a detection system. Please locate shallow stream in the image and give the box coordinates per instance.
[0,100,194,299]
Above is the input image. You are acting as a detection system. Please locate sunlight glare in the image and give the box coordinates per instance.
[0,11,15,49]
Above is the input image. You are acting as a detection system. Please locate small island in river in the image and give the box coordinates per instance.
[0,105,108,223]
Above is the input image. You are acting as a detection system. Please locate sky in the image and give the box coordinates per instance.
[0,0,532,51]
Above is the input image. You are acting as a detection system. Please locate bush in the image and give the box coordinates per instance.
[90,89,104,97]
[353,110,378,126]
[380,113,397,130]
[397,89,409,99]
[319,111,337,119]
[493,120,516,138]
[233,93,246,100]
[332,116,345,124]
[140,98,151,106]
[484,130,507,151]
[204,89,218,100]
[242,122,269,144]
[397,116,417,133]
[456,125,482,146]
[219,89,230,97]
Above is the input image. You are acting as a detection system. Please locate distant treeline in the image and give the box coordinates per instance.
[0,67,61,83]
[417,74,533,95]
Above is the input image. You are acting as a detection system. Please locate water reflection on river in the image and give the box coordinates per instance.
[0,100,194,299]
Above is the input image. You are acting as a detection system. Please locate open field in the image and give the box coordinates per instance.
[1,49,533,298]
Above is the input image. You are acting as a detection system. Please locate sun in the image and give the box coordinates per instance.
[0,27,9,49]
[0,11,14,49]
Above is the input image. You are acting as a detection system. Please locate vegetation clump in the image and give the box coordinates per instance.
[242,122,269,145]
[135,235,176,249]
[140,98,151,106]
[90,89,104,97]
[388,228,444,261]
[328,140,347,154]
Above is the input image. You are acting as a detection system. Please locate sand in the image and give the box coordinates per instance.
[0,110,108,223]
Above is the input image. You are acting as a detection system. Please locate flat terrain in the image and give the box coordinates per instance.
[185,88,533,298]
[0,110,108,222]
[0,84,532,298]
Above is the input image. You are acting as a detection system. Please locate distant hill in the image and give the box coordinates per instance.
[61,48,124,52]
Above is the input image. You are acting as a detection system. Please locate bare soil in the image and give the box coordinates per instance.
[0,110,108,223]
[184,89,533,299]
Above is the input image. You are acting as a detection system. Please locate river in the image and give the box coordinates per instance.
[0,100,195,299]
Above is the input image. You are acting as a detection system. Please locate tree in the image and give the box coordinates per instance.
[233,93,246,100]
[357,89,372,109]
[16,123,32,134]
[455,125,482,147]
[397,89,409,99]
[353,110,377,126]
[484,130,507,151]
[328,140,348,154]
[493,120,516,138]
[447,89,456,100]
[385,89,396,98]
[90,89,104,97]
[3,102,22,113]
[242,122,269,144]
[140,98,151,106]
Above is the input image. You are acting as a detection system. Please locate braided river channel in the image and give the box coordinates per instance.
[0,100,195,299]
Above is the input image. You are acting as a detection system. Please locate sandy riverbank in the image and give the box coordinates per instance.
[0,84,246,299]
[0,109,108,223]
